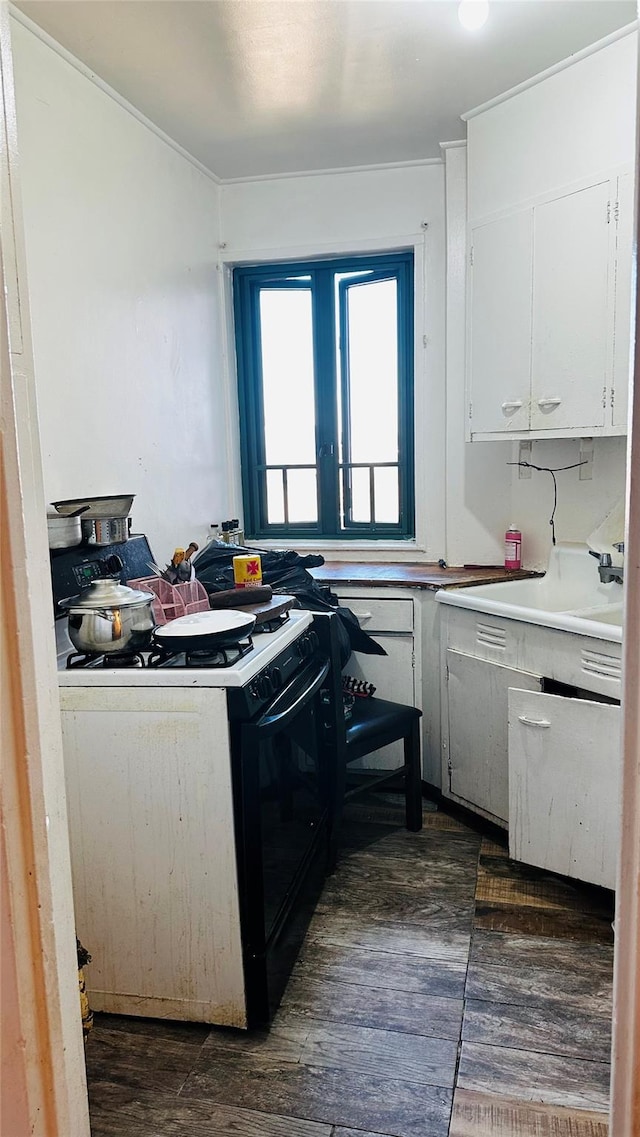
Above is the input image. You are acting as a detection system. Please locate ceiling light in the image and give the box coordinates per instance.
[458,1,489,31]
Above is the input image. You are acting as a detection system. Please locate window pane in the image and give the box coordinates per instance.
[374,467,399,524]
[350,467,371,523]
[287,469,318,523]
[343,278,398,464]
[266,469,285,524]
[260,289,316,465]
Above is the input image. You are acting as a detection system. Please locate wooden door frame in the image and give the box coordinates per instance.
[609,39,640,1126]
[1,5,639,1133]
[0,4,90,1132]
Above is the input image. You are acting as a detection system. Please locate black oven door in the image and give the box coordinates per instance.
[232,654,330,1025]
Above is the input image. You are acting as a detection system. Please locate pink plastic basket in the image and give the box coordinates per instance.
[127,577,210,626]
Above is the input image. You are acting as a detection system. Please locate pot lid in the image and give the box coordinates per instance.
[155,610,256,639]
[52,495,134,519]
[59,578,155,610]
[47,509,80,523]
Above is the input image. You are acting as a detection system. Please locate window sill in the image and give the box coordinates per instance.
[246,538,429,562]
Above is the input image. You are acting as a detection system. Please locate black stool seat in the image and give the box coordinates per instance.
[313,612,423,869]
[345,697,421,761]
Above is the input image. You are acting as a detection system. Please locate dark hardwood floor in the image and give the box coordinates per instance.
[85,797,614,1137]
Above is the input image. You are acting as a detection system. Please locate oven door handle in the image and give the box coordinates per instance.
[256,657,330,735]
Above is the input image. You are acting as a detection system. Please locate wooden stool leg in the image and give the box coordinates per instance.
[404,719,422,831]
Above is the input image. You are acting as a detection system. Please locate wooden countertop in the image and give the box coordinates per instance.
[309,562,540,591]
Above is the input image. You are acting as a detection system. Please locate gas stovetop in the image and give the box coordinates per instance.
[56,610,314,688]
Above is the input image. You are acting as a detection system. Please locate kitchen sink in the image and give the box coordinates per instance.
[572,603,624,627]
[435,543,624,642]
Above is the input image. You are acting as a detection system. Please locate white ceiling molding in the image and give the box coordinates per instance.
[222,156,444,185]
[462,18,638,120]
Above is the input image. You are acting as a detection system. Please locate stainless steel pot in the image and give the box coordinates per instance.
[81,517,129,546]
[47,509,82,549]
[59,578,155,654]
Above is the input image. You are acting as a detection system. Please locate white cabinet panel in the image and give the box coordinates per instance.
[345,633,415,771]
[467,174,630,440]
[333,588,418,773]
[446,649,541,824]
[613,170,634,428]
[339,596,414,633]
[530,181,611,432]
[60,686,247,1024]
[468,211,532,434]
[509,689,620,889]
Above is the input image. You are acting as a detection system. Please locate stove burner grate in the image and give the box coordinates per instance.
[66,650,146,669]
[147,637,255,669]
[254,611,291,634]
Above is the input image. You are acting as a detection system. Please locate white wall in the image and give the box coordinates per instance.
[11,19,228,563]
[510,437,627,569]
[220,164,447,560]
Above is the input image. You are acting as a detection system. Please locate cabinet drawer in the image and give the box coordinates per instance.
[338,597,413,633]
[509,688,621,889]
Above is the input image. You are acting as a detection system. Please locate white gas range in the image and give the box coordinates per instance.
[52,536,331,1029]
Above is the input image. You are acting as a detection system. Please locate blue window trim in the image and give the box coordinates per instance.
[233,250,415,541]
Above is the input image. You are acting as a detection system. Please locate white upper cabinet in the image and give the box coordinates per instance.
[612,169,634,429]
[465,30,636,442]
[529,178,612,434]
[468,211,532,434]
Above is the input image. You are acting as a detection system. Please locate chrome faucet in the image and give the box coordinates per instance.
[590,542,624,585]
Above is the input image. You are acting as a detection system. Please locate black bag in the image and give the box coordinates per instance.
[194,542,386,666]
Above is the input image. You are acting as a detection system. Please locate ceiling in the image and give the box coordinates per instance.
[13,0,637,180]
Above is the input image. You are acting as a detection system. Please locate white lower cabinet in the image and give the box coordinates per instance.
[508,689,621,890]
[439,606,622,888]
[446,649,542,825]
[334,591,417,772]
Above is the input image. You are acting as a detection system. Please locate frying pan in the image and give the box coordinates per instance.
[153,609,256,652]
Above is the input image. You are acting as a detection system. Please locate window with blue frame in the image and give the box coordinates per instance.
[233,250,414,540]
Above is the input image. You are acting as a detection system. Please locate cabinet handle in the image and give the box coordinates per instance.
[357,612,373,621]
[501,400,523,412]
[537,397,562,409]
[518,715,551,728]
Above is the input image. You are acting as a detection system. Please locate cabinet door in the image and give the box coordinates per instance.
[612,170,633,429]
[509,689,621,889]
[468,211,532,434]
[345,634,415,771]
[530,180,612,432]
[446,650,542,824]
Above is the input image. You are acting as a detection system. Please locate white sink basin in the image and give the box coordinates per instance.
[435,543,623,642]
[573,603,624,627]
[452,574,620,612]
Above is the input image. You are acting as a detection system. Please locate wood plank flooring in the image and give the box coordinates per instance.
[85,795,614,1136]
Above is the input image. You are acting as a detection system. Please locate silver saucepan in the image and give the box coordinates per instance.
[59,578,155,654]
[51,496,135,547]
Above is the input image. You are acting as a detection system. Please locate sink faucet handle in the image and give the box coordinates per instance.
[613,541,625,554]
[600,552,613,567]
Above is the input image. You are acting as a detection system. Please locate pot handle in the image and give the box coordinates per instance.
[112,608,122,640]
[92,607,123,640]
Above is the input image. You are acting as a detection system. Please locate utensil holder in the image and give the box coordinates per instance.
[126,577,210,625]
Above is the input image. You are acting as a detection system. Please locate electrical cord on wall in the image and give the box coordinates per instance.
[507,460,587,545]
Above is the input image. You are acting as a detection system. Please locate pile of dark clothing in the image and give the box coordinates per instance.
[193,541,386,665]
